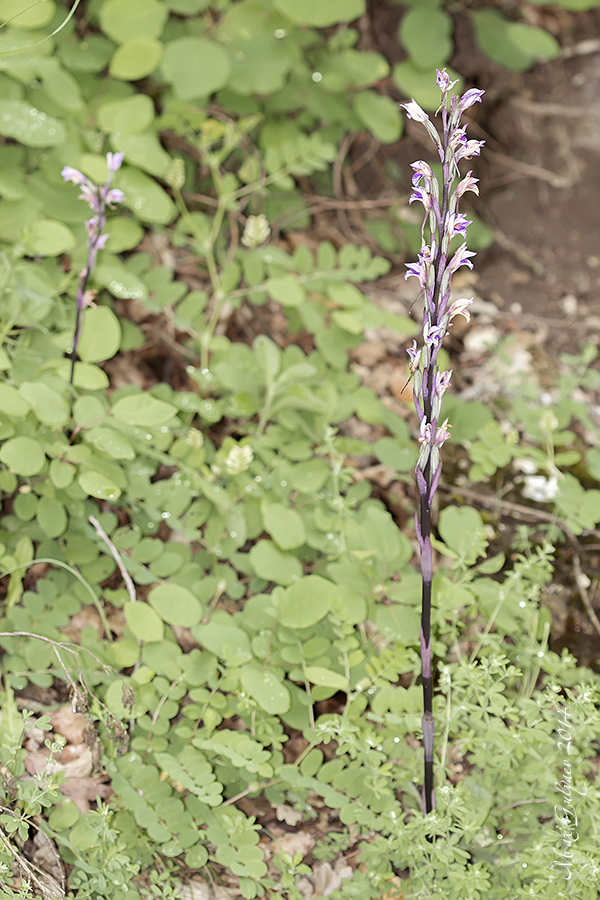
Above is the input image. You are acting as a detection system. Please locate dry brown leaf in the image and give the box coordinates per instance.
[50,707,89,745]
[58,776,112,814]
[272,830,314,859]
[274,804,304,826]
[26,744,93,780]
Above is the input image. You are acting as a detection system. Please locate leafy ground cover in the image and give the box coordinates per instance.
[0,1,599,899]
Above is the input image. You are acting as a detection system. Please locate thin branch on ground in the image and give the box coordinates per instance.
[89,515,137,605]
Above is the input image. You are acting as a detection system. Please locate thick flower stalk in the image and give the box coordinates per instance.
[401,71,484,815]
[61,152,125,386]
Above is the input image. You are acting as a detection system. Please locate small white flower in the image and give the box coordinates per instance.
[224,444,253,475]
[185,428,204,449]
[242,214,270,248]
[522,475,559,503]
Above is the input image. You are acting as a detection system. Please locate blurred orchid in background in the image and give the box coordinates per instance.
[61,152,125,390]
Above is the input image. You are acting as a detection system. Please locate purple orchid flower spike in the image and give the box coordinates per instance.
[400,70,484,815]
[62,153,125,394]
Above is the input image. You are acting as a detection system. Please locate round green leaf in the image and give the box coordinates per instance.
[473,9,560,72]
[36,497,67,539]
[48,801,79,832]
[304,666,347,691]
[49,459,75,489]
[116,167,176,224]
[0,100,65,147]
[192,621,252,666]
[0,436,45,475]
[273,0,364,27]
[110,132,171,178]
[100,0,168,43]
[77,306,122,364]
[78,470,121,502]
[0,0,55,29]
[399,8,453,69]
[277,575,334,629]
[104,218,144,253]
[59,35,114,73]
[54,361,109,390]
[22,219,75,257]
[87,427,135,461]
[112,393,177,426]
[94,260,148,301]
[241,668,291,714]
[353,92,402,144]
[69,820,97,852]
[438,506,488,565]
[0,384,30,417]
[373,437,417,472]
[19,382,69,427]
[161,37,232,101]
[97,95,155,136]
[265,276,305,308]
[124,601,164,642]
[148,584,203,628]
[249,540,302,586]
[110,38,164,81]
[263,503,306,550]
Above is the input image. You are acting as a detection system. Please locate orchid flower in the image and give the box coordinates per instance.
[400,70,484,815]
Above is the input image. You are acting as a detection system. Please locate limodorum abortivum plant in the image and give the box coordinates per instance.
[401,70,485,814]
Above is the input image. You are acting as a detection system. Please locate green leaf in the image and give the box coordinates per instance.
[49,459,75,489]
[116,167,176,224]
[104,218,144,253]
[19,382,69,427]
[249,540,302,586]
[265,276,305,308]
[162,37,232,101]
[36,58,83,112]
[77,306,122,363]
[22,219,75,257]
[110,38,164,81]
[304,666,347,691]
[272,0,365,27]
[473,9,560,72]
[254,335,281,382]
[97,95,155,136]
[78,470,121,502]
[263,503,306,550]
[353,92,403,144]
[110,132,171,178]
[224,32,292,96]
[321,50,389,92]
[94,258,148,301]
[124,601,164,642]
[36,497,67,539]
[399,7,453,69]
[0,0,55,29]
[374,604,420,646]
[59,35,114,73]
[112,393,177,426]
[100,0,168,43]
[87,427,135,461]
[373,437,417,472]
[438,506,488,565]
[148,584,203,628]
[277,575,334,629]
[192,621,252,666]
[48,802,80,832]
[0,100,65,147]
[241,667,291,714]
[0,436,45,475]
